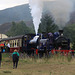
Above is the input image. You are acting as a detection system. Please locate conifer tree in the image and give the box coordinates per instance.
[38,14,58,33]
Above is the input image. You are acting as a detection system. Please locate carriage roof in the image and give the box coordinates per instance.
[0,35,24,41]
[0,34,36,42]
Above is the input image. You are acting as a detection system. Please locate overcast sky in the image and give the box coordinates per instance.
[0,0,75,10]
[0,0,29,10]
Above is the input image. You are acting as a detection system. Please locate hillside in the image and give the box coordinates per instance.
[0,4,32,24]
[0,23,12,34]
[0,1,75,25]
[0,20,34,34]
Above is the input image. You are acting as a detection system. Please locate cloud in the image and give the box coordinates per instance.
[0,0,29,10]
[44,0,74,29]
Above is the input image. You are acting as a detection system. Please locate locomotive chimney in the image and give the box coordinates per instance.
[59,30,63,36]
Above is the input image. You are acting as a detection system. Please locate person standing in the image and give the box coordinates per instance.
[0,49,2,68]
[12,49,19,69]
[7,42,10,52]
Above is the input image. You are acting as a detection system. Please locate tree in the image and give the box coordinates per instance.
[6,21,34,36]
[38,14,58,33]
[63,24,75,43]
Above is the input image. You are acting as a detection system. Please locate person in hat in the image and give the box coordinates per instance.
[12,49,19,69]
[0,49,2,68]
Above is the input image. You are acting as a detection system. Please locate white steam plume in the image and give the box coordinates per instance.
[29,0,43,35]
[29,0,74,33]
[45,0,74,29]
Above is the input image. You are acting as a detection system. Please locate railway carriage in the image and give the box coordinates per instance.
[0,34,37,54]
[0,35,24,52]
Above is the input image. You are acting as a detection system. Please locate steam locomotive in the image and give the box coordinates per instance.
[22,30,70,56]
[0,30,70,56]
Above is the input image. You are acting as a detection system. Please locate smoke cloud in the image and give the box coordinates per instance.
[29,0,74,34]
[29,0,43,35]
[46,0,74,29]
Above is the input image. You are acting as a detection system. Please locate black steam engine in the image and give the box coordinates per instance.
[22,30,70,56]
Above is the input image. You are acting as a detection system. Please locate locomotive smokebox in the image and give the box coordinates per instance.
[59,30,63,36]
[29,36,39,43]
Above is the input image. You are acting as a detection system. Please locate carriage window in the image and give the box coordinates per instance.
[15,42,16,47]
[14,40,17,47]
[13,40,14,47]
[16,39,18,47]
[11,40,13,47]
[19,39,22,47]
[17,39,19,47]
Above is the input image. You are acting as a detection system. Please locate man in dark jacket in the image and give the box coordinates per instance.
[0,49,2,68]
[12,49,19,69]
